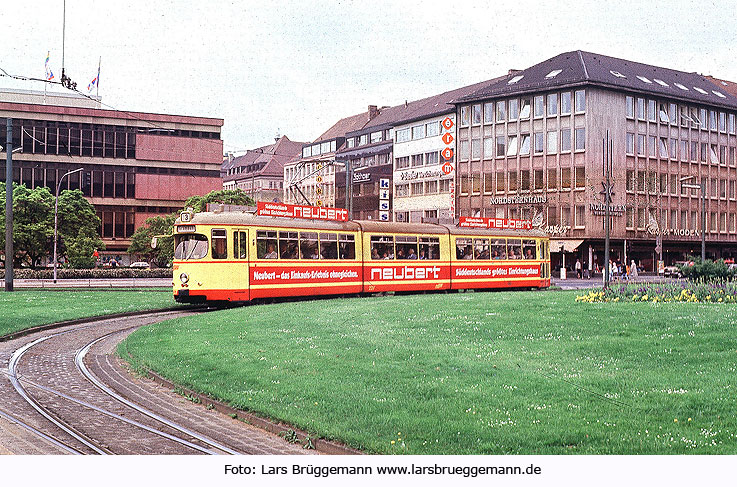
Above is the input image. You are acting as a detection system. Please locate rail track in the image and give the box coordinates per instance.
[0,310,315,455]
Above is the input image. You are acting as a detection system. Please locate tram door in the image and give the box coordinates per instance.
[233,229,250,300]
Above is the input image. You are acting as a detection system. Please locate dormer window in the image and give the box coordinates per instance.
[654,79,669,87]
[545,69,562,79]
[636,75,653,84]
[712,90,726,98]
[610,70,626,79]
[507,75,524,85]
[693,87,708,95]
[674,82,689,91]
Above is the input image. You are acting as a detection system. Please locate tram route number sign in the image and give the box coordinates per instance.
[257,201,348,221]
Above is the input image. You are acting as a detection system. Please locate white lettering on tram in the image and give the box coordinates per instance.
[369,266,441,281]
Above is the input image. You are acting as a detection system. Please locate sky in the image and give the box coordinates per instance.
[2,0,737,155]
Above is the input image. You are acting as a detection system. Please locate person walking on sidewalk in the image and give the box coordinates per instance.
[575,259,582,278]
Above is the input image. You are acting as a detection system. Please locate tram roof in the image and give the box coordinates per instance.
[179,212,546,237]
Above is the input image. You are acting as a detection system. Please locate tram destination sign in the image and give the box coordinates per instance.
[257,202,349,221]
[459,216,533,230]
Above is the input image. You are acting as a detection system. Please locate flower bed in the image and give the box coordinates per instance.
[576,280,737,303]
[0,268,173,280]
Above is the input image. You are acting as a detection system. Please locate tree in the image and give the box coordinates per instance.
[127,214,176,268]
[127,189,253,266]
[57,189,105,268]
[183,189,254,213]
[0,184,104,268]
[0,183,54,268]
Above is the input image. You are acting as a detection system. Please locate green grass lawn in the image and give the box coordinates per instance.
[0,290,178,337]
[117,290,737,454]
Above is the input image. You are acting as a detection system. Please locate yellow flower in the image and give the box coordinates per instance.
[688,418,692,422]
[391,440,395,444]
[674,418,678,423]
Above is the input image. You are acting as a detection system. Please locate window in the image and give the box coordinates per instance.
[626,170,635,192]
[508,171,518,191]
[574,128,585,151]
[730,180,735,200]
[691,141,698,162]
[637,98,645,120]
[710,144,719,164]
[509,99,519,120]
[278,231,299,259]
[534,169,543,190]
[660,173,668,193]
[460,106,470,127]
[496,101,506,122]
[626,96,634,118]
[440,179,451,193]
[370,235,394,260]
[626,207,634,228]
[411,154,424,167]
[575,205,585,228]
[669,103,677,124]
[521,169,530,191]
[574,166,585,188]
[648,136,656,157]
[720,146,726,165]
[425,151,439,165]
[658,103,669,123]
[519,134,530,155]
[471,138,481,159]
[339,234,355,259]
[720,179,727,199]
[425,180,438,193]
[211,229,228,259]
[459,140,470,160]
[496,136,506,157]
[547,131,557,153]
[534,95,544,118]
[547,93,557,116]
[472,104,482,125]
[426,121,439,137]
[174,234,209,260]
[637,171,645,192]
[561,167,571,189]
[561,129,571,152]
[669,173,677,194]
[412,181,424,195]
[729,113,735,134]
[233,231,247,259]
[709,110,717,131]
[484,103,494,124]
[719,112,726,132]
[484,137,494,159]
[574,90,586,112]
[561,92,572,115]
[626,133,635,154]
[659,138,668,159]
[395,183,409,197]
[534,132,544,153]
[359,134,368,145]
[670,138,677,160]
[412,125,425,139]
[300,232,319,259]
[496,171,505,192]
[396,156,410,169]
[519,98,530,119]
[561,207,571,227]
[547,168,557,190]
[507,135,518,156]
[647,100,656,122]
[483,173,493,194]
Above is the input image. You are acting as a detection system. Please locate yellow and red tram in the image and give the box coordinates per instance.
[172,208,551,304]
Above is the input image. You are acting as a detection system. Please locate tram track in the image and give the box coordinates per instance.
[0,309,317,455]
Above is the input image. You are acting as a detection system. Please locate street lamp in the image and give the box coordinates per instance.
[53,168,84,283]
[679,176,706,262]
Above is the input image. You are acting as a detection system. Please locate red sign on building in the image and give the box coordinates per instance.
[458,216,533,230]
[257,202,349,221]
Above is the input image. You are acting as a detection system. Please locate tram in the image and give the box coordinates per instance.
[170,205,551,304]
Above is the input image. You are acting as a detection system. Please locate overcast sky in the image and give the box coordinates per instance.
[3,0,737,154]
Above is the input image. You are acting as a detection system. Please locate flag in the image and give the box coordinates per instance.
[87,61,100,92]
[44,51,54,81]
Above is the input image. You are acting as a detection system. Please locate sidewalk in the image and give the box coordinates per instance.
[11,278,173,289]
[552,273,674,290]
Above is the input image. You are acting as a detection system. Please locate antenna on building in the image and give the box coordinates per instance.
[275,129,281,142]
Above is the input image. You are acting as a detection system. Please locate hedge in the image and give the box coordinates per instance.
[0,268,173,280]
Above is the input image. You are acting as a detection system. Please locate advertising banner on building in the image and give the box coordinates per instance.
[257,201,349,221]
[458,216,533,230]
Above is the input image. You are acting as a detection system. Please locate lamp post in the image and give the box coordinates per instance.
[53,168,83,283]
[680,176,706,262]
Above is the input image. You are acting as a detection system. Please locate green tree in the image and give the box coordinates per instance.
[57,189,105,268]
[0,183,54,268]
[183,189,254,212]
[127,189,253,266]
[127,214,176,268]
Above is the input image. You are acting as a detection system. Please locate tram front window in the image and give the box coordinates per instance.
[174,234,209,260]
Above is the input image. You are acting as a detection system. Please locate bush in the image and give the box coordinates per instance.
[679,258,736,281]
[0,268,173,280]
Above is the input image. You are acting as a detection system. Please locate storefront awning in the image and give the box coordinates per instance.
[550,239,584,252]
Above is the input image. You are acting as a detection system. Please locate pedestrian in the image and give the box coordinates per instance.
[630,260,638,280]
[575,259,582,278]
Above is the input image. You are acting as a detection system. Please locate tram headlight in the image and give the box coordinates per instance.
[179,272,189,284]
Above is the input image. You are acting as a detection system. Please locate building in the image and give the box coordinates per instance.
[222,135,304,202]
[392,78,502,223]
[0,88,223,264]
[283,109,374,208]
[453,51,737,272]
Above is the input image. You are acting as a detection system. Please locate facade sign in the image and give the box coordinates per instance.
[257,201,348,221]
[589,203,626,216]
[353,172,371,183]
[399,168,444,181]
[647,227,702,238]
[459,216,533,230]
[379,211,390,221]
[379,189,390,200]
[489,195,547,205]
[379,178,391,221]
[380,178,390,189]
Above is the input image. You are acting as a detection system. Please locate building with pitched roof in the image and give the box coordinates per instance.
[282,108,376,208]
[222,135,305,202]
[453,51,737,272]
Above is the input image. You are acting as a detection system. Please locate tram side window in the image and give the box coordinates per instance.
[522,239,536,259]
[233,231,247,259]
[507,239,522,259]
[456,238,473,260]
[174,234,208,260]
[474,238,490,260]
[491,239,506,259]
[396,235,418,259]
[419,236,440,260]
[370,235,394,259]
[339,234,355,259]
[319,233,339,259]
[211,229,227,259]
[300,232,320,259]
[279,231,298,259]
[257,230,278,259]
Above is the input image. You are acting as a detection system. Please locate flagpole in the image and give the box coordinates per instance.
[96,56,101,98]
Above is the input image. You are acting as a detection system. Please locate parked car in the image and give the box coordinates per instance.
[663,261,691,278]
[129,261,150,269]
